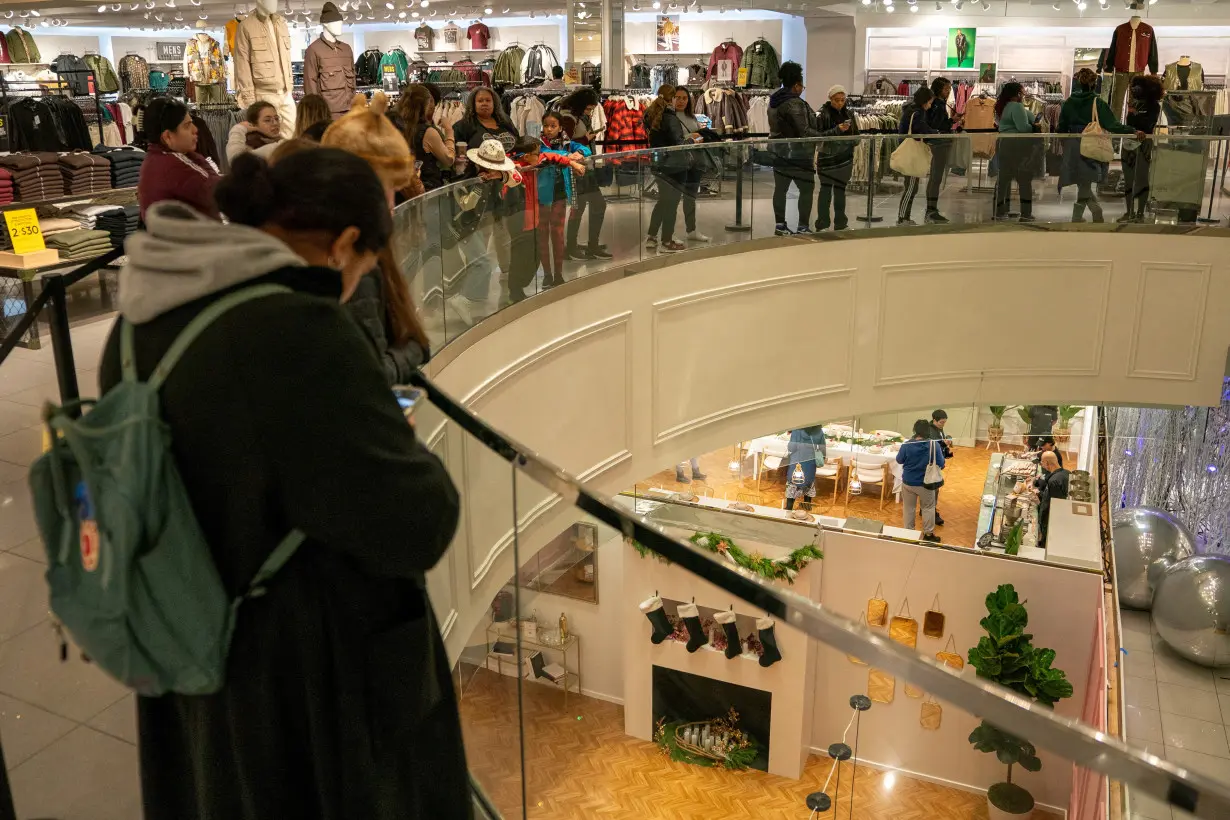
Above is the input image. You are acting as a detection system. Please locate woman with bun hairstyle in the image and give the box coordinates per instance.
[322,92,431,383]
[101,148,466,819]
[137,97,220,221]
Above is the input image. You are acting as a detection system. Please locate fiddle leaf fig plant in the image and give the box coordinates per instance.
[968,584,1073,815]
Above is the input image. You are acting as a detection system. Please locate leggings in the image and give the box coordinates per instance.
[899,176,920,221]
[681,167,702,233]
[926,143,950,211]
[566,178,607,249]
[507,226,540,301]
[648,170,686,241]
[536,199,567,279]
[772,170,814,227]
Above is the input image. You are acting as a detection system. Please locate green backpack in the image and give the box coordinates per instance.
[28,284,305,697]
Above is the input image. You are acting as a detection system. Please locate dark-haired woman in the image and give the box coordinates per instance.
[1059,67,1142,222]
[398,84,455,192]
[137,97,220,221]
[104,148,466,819]
[994,82,1038,222]
[557,87,613,260]
[896,86,938,226]
[1121,74,1162,222]
[226,100,284,162]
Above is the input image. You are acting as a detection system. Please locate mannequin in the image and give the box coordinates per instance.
[1162,55,1205,91]
[185,31,226,103]
[234,0,295,137]
[1103,14,1157,118]
[304,1,356,119]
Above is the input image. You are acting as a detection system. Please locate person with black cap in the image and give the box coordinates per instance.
[927,409,953,526]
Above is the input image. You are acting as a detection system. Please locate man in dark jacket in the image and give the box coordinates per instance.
[767,60,822,236]
[1027,405,1058,449]
[927,409,953,526]
[1035,451,1070,547]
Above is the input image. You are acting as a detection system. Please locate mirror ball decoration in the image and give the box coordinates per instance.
[1152,555,1230,668]
[1111,507,1196,610]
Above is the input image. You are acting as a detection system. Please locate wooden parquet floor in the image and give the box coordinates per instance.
[638,442,1069,549]
[459,667,1058,820]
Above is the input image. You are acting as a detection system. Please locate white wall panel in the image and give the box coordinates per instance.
[1127,263,1211,381]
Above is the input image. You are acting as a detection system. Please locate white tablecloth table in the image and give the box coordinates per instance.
[744,435,905,493]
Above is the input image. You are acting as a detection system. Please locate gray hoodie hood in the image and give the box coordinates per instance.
[119,201,306,324]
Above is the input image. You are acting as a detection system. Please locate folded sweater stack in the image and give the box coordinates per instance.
[96,204,140,249]
[91,146,145,188]
[0,153,65,202]
[0,168,13,206]
[45,228,112,260]
[58,153,113,195]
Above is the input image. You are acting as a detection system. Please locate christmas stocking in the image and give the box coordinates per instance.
[758,617,782,667]
[678,603,708,653]
[640,595,672,644]
[714,610,741,660]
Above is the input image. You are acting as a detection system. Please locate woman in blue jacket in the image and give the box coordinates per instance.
[785,426,827,511]
[895,419,945,542]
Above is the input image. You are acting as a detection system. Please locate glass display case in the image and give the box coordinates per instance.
[976,453,1042,555]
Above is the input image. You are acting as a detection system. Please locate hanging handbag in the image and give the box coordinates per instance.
[889,599,919,649]
[905,681,924,699]
[867,583,888,627]
[1080,99,1114,163]
[868,668,895,703]
[923,440,944,491]
[920,697,943,730]
[848,612,869,665]
[923,594,946,639]
[936,635,965,671]
[889,113,933,178]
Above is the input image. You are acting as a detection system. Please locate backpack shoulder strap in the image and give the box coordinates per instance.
[148,284,292,391]
[244,529,306,599]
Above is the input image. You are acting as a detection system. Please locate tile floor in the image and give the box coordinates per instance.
[1121,608,1230,820]
[0,318,143,820]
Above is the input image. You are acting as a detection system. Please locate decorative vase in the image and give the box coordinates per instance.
[1052,422,1071,450]
[987,797,1032,820]
[988,425,1004,444]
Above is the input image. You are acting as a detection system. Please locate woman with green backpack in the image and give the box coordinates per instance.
[56,148,467,818]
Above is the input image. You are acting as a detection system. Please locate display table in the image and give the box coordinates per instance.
[485,621,581,706]
[1044,498,1102,571]
[744,434,905,495]
[975,453,1041,552]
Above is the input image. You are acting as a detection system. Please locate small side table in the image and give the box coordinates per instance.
[485,622,581,707]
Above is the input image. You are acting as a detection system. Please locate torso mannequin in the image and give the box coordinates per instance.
[234,0,294,135]
[304,3,355,119]
[1163,55,1204,91]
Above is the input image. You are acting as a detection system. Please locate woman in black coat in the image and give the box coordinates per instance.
[644,84,698,253]
[101,150,468,820]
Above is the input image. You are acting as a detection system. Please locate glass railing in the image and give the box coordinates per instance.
[413,366,1229,820]
[396,132,1230,352]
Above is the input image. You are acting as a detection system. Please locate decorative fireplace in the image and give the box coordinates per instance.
[652,665,772,772]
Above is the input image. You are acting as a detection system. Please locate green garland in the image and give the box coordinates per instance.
[689,531,822,583]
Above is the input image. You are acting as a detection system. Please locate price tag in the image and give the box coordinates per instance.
[737,67,749,87]
[5,209,44,255]
[382,64,396,73]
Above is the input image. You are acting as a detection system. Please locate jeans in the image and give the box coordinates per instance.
[506,226,539,302]
[816,180,847,230]
[681,167,702,233]
[901,484,937,534]
[772,170,814,227]
[566,178,607,250]
[648,170,686,241]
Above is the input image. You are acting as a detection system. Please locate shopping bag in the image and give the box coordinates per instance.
[889,117,933,178]
[889,599,918,649]
[1080,100,1114,163]
[848,612,869,665]
[868,668,895,703]
[923,594,945,639]
[867,583,888,627]
[923,440,944,490]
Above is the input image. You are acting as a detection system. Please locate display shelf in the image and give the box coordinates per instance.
[485,620,581,706]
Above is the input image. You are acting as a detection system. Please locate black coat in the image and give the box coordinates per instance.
[768,89,822,180]
[1035,467,1070,523]
[98,265,468,820]
[345,270,427,386]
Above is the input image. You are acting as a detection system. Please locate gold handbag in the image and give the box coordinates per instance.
[868,668,895,703]
[905,682,923,698]
[923,594,945,639]
[848,612,868,665]
[867,582,888,627]
[888,599,918,649]
[936,635,964,671]
[920,697,942,730]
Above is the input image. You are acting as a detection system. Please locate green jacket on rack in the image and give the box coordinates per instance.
[492,45,524,85]
[740,39,780,89]
[84,54,120,93]
[5,27,39,64]
[377,48,409,83]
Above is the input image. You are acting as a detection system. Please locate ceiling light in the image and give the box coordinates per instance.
[411,9,418,15]
[174,12,183,19]
[98,4,106,10]
[30,9,40,15]
[1076,0,1085,7]
[885,4,893,9]
[18,10,27,17]
[981,0,988,7]
[652,0,660,6]
[1149,0,1157,4]
[199,12,208,17]
[398,9,406,15]
[484,4,492,10]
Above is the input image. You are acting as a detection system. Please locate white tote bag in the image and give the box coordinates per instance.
[1079,99,1114,163]
[890,115,933,178]
[923,440,944,489]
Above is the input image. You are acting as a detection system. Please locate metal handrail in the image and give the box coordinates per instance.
[410,368,1230,820]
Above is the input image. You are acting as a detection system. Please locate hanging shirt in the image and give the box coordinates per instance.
[467,22,490,49]
[442,23,462,48]
[415,24,434,50]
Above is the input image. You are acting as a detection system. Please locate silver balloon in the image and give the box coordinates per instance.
[1152,555,1230,668]
[1112,507,1196,610]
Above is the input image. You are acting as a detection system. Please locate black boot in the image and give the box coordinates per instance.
[758,617,782,667]
[640,596,673,644]
[784,496,796,510]
[714,611,741,659]
[1089,198,1105,223]
[1072,201,1087,223]
[678,603,708,653]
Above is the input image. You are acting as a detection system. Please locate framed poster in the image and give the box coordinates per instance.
[978,62,997,84]
[946,28,975,69]
[156,41,185,61]
[656,15,680,53]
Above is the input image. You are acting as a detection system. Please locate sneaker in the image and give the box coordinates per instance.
[588,246,614,259]
[815,222,831,232]
[565,244,588,260]
[692,471,707,481]
[675,470,690,483]
[645,236,659,248]
[686,230,711,242]
[795,226,813,235]
[1018,215,1037,223]
[774,223,792,236]
[922,533,942,543]
[935,514,945,526]
[660,240,686,252]
[1116,211,1134,223]
[896,218,916,226]
[925,211,950,224]
[993,214,1012,222]
[445,293,474,326]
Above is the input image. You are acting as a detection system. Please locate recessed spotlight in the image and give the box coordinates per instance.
[398,9,406,15]
[97,4,106,10]
[484,4,492,10]
[652,0,660,6]
[411,9,418,15]
[910,3,918,9]
[1076,0,1085,7]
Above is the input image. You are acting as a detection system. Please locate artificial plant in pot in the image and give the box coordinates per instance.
[968,584,1073,819]
[1051,406,1081,450]
[987,406,1014,446]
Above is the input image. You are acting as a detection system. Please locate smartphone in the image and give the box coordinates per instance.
[393,387,423,418]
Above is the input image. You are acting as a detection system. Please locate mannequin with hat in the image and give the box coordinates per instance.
[304,2,356,119]
[233,0,295,137]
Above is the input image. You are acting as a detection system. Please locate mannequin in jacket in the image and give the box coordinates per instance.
[303,3,356,119]
[234,0,295,137]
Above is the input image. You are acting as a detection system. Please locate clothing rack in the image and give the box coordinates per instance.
[49,68,105,144]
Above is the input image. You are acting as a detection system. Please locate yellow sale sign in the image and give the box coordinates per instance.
[5,209,45,255]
